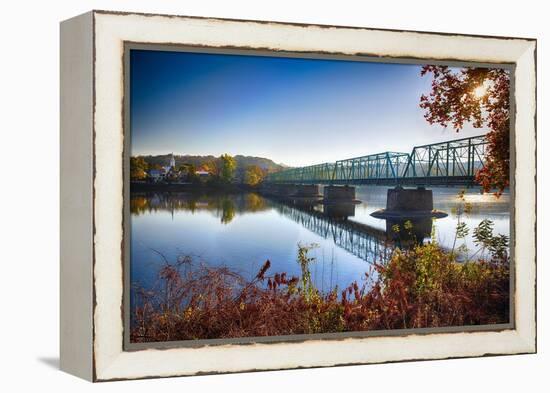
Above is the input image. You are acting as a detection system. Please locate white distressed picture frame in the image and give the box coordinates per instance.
[60,10,536,382]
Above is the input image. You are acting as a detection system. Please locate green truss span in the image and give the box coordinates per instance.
[265,134,488,186]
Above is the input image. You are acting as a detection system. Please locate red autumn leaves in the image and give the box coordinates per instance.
[420,65,510,195]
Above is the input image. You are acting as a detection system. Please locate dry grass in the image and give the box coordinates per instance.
[130,241,509,343]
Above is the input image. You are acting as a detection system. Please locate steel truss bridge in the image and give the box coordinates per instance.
[265,135,488,186]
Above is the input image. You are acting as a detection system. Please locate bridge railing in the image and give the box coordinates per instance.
[264,134,488,185]
[402,135,488,180]
[333,152,410,183]
[266,162,335,183]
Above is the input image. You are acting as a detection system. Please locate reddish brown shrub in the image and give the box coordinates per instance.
[131,243,509,343]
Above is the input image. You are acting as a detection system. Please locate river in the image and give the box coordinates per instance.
[130,186,510,297]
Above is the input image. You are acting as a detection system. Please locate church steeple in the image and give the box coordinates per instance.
[169,153,176,168]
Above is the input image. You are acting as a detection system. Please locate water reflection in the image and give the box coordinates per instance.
[384,218,433,248]
[130,188,510,294]
[131,192,269,224]
[274,196,437,254]
[131,191,436,265]
[353,186,510,257]
[323,203,357,218]
[272,199,391,264]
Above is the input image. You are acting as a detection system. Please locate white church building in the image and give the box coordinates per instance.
[149,153,176,182]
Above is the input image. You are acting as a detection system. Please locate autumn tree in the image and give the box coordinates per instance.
[244,165,265,186]
[130,156,149,181]
[419,65,510,195]
[201,160,219,176]
[149,162,163,171]
[180,163,199,183]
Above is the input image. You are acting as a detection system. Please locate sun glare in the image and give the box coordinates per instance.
[473,84,488,99]
[472,79,494,99]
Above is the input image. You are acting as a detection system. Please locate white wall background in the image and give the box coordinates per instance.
[0,0,546,390]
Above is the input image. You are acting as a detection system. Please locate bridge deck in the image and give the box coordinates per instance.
[265,134,488,186]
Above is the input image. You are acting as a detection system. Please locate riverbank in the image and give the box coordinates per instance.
[130,181,257,193]
[130,242,510,342]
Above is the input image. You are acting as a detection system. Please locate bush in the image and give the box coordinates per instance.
[131,239,509,343]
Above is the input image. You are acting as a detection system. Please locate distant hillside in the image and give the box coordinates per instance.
[234,155,289,172]
[137,154,289,174]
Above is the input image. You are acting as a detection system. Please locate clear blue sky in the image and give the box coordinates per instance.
[130,49,485,167]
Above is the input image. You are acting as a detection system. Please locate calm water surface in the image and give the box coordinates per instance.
[130,186,510,295]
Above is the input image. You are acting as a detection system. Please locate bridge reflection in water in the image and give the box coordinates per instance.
[270,197,436,265]
[130,191,441,267]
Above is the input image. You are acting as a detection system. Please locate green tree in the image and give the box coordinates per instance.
[177,164,189,174]
[130,156,148,180]
[244,165,265,186]
[181,163,200,183]
[220,197,236,224]
[219,154,236,183]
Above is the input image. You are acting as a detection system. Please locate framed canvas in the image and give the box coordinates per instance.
[60,10,537,381]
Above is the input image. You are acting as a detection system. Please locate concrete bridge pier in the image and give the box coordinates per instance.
[323,185,356,202]
[276,184,298,198]
[294,184,321,197]
[322,185,358,219]
[369,186,444,247]
[386,186,433,212]
[325,203,356,218]
[371,185,447,220]
[261,183,320,200]
[260,183,278,197]
[259,183,274,196]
